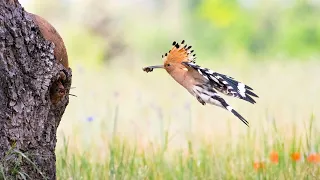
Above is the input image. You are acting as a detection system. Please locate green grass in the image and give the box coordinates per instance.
[55,60,320,179]
[56,118,320,179]
[0,147,46,180]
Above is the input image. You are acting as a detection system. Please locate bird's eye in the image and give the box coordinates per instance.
[167,64,171,67]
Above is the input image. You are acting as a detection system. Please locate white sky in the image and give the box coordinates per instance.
[19,0,29,6]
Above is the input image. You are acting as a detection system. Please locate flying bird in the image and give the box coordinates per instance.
[142,40,258,126]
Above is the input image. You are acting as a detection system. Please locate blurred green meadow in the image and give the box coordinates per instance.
[21,0,320,179]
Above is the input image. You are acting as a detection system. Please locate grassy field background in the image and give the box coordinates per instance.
[55,60,320,179]
[16,0,320,179]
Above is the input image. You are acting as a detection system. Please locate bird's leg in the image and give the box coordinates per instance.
[142,65,164,73]
[196,95,206,105]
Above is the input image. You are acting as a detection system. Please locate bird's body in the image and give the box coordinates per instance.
[143,40,258,126]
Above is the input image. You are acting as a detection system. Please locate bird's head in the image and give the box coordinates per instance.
[143,40,196,73]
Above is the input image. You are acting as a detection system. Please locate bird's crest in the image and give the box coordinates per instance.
[162,40,196,64]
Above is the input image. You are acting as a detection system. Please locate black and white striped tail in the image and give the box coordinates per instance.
[193,85,249,126]
[214,95,249,127]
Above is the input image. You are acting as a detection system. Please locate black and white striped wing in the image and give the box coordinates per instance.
[182,62,259,104]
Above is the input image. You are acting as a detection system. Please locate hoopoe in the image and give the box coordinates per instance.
[142,40,258,126]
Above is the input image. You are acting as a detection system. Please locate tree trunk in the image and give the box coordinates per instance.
[0,0,71,179]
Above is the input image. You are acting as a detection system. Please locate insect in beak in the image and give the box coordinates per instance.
[142,65,164,73]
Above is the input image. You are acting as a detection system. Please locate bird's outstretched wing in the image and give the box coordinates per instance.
[192,84,249,126]
[182,62,259,104]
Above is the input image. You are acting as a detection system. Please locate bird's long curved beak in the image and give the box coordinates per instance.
[142,65,164,73]
[145,65,164,69]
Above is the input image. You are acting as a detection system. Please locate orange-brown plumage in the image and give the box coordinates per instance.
[143,40,259,126]
[160,41,203,92]
[165,41,190,63]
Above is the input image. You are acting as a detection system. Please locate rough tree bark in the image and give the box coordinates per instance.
[0,0,71,179]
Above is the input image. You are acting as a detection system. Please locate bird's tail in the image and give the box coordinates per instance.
[193,85,249,127]
[214,96,249,127]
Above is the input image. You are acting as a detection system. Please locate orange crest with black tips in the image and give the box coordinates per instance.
[162,40,196,65]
